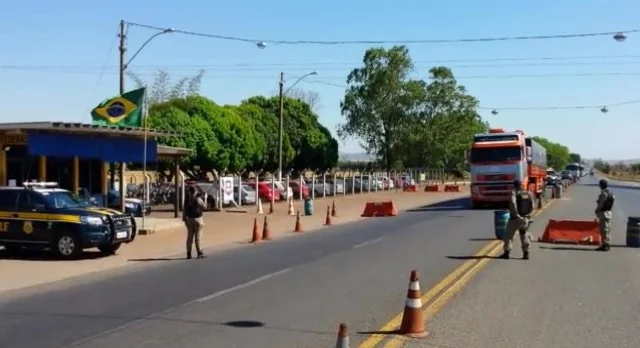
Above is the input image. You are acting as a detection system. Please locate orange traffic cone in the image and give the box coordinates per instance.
[257,199,264,214]
[294,211,303,233]
[325,205,332,226]
[399,270,428,338]
[262,216,272,240]
[335,323,350,348]
[331,200,337,217]
[288,198,295,216]
[269,200,274,214]
[250,217,261,243]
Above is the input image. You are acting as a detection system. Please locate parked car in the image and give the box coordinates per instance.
[250,181,281,202]
[234,184,257,205]
[260,179,292,201]
[312,179,332,196]
[381,176,395,189]
[289,180,310,199]
[326,178,345,194]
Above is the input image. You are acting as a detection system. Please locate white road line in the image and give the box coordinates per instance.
[195,268,291,303]
[65,267,292,347]
[353,237,383,249]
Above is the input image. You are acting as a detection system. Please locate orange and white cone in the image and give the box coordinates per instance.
[257,199,264,214]
[250,217,261,243]
[288,198,296,216]
[335,323,350,348]
[294,211,303,233]
[399,270,428,338]
[261,216,272,240]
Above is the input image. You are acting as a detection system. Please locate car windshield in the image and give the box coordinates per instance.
[470,146,521,163]
[40,190,83,209]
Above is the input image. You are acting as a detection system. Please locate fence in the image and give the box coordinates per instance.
[125,168,468,211]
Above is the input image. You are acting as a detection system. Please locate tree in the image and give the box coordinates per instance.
[127,69,205,105]
[532,136,571,170]
[569,153,582,164]
[339,45,420,171]
[398,67,488,170]
[287,88,322,111]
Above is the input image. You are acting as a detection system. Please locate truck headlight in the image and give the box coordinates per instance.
[81,216,104,226]
[125,203,136,209]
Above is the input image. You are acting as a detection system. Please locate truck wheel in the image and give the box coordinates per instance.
[98,243,122,255]
[53,231,83,260]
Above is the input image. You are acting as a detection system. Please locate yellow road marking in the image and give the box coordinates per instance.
[358,241,500,348]
[362,198,557,348]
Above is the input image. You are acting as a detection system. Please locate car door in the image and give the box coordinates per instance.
[15,191,50,244]
[0,190,20,242]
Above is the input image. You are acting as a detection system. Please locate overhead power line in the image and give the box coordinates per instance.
[127,21,639,45]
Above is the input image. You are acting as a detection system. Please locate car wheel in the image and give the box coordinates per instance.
[53,231,83,260]
[98,243,122,255]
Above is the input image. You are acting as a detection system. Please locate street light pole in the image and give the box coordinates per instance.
[276,71,318,183]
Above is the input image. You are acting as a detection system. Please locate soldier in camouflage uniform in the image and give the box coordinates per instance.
[500,180,534,260]
[594,179,614,251]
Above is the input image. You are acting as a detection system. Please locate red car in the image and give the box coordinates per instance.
[289,180,310,199]
[246,181,281,202]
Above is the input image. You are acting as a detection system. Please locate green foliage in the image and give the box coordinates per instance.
[339,46,488,170]
[531,136,572,170]
[569,153,582,164]
[140,72,339,178]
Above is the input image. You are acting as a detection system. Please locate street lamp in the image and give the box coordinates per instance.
[613,32,627,42]
[277,71,318,182]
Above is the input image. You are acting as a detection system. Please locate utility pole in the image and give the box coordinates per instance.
[115,19,127,213]
[277,72,284,183]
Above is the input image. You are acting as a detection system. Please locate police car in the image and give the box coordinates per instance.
[0,182,137,260]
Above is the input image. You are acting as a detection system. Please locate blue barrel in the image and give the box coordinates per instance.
[626,217,640,248]
[494,210,510,240]
[304,198,314,216]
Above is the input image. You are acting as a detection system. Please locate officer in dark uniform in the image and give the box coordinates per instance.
[500,180,534,260]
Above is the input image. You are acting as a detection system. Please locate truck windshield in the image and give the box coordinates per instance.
[470,147,521,163]
[565,164,579,171]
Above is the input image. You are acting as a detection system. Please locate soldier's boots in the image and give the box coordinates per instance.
[523,251,530,260]
[595,244,610,252]
[499,250,510,259]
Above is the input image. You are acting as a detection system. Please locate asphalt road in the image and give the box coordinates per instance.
[415,175,640,348]
[1,192,544,348]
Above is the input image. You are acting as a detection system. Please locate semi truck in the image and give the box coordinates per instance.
[465,128,547,209]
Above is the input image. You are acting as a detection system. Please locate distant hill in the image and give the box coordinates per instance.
[583,158,640,165]
[339,152,376,162]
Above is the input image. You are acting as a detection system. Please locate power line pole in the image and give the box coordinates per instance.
[277,72,284,183]
[115,19,127,213]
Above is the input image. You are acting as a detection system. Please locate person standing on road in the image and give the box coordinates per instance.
[594,179,614,251]
[500,180,534,260]
[183,185,207,259]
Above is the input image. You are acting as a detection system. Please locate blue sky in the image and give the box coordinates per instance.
[1,0,639,160]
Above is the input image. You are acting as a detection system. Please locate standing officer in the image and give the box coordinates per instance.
[594,179,614,251]
[183,185,207,259]
[500,180,534,260]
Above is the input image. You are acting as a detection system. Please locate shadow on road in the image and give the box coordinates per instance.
[128,257,186,262]
[446,254,500,260]
[0,249,109,262]
[469,237,496,242]
[539,244,628,251]
[406,197,471,212]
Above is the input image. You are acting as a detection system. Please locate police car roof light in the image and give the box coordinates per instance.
[23,181,60,188]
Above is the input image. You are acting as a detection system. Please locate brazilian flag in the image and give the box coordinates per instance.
[91,87,146,127]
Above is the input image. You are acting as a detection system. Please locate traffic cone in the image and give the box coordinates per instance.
[250,217,261,243]
[269,200,274,214]
[261,216,272,240]
[257,199,264,214]
[335,323,350,348]
[399,270,428,338]
[288,198,295,216]
[331,200,337,217]
[325,205,332,226]
[294,211,303,232]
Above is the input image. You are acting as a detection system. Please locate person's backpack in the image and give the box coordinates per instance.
[601,189,615,211]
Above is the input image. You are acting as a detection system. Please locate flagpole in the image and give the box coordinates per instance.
[142,86,148,230]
